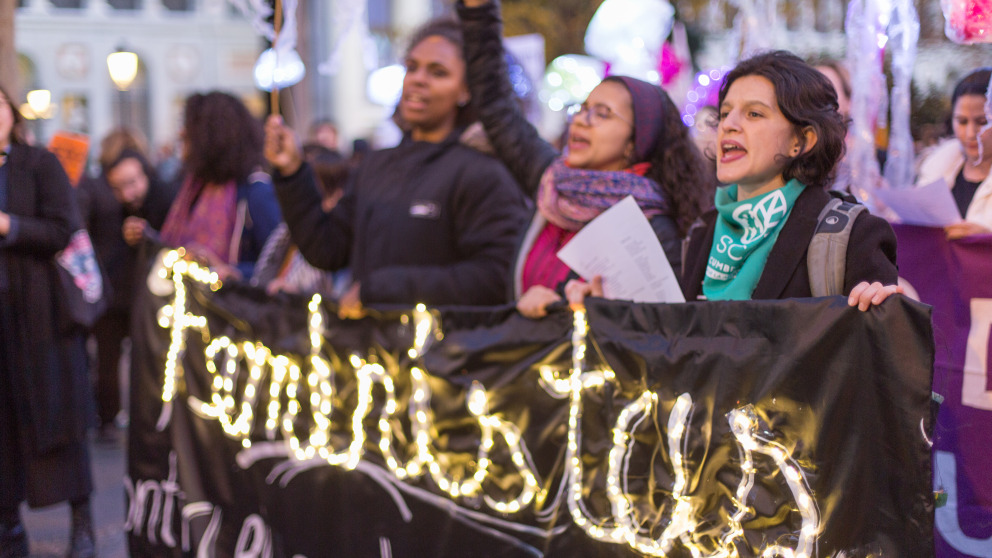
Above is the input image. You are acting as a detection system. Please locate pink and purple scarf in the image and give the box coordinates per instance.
[161,176,238,264]
[535,157,668,231]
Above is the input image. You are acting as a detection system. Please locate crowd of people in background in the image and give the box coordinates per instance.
[1,0,991,554]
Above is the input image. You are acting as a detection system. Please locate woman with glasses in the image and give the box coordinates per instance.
[569,51,901,310]
[457,0,715,318]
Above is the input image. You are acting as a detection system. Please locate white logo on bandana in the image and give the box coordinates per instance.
[715,190,789,262]
[734,190,789,244]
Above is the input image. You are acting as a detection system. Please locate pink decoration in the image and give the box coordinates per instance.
[658,43,684,86]
[942,0,992,44]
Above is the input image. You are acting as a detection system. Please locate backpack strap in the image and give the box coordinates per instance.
[807,195,866,297]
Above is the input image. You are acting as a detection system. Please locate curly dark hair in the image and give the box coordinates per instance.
[718,50,847,190]
[181,91,263,184]
[400,17,477,130]
[644,91,717,235]
[0,85,28,146]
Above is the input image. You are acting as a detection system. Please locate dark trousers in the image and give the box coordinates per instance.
[92,309,129,426]
[0,289,93,510]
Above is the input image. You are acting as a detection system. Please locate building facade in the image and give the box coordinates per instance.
[15,0,269,154]
[13,0,440,160]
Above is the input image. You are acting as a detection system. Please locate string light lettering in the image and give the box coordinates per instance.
[155,251,822,556]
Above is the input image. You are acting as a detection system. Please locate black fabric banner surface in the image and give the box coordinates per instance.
[127,255,935,557]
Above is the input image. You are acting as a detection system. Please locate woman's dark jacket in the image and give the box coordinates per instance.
[0,144,90,453]
[457,0,683,298]
[681,186,898,300]
[272,129,528,306]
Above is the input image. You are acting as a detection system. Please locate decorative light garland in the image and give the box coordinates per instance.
[727,406,820,558]
[156,252,823,554]
[681,68,730,128]
[158,249,219,409]
[657,393,697,554]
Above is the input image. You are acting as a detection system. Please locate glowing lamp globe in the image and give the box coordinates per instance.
[107,50,139,91]
[26,89,52,117]
[367,64,406,107]
[253,48,306,92]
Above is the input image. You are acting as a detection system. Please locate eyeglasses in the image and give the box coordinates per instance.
[567,102,633,127]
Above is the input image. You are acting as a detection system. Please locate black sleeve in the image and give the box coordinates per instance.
[843,211,899,291]
[4,150,75,256]
[649,213,683,275]
[145,178,179,231]
[457,0,559,197]
[272,162,354,272]
[679,215,716,301]
[362,155,526,306]
[75,177,94,228]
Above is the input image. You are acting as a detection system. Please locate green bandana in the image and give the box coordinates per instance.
[702,179,805,300]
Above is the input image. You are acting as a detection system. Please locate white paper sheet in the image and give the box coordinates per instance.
[556,196,685,303]
[873,178,962,227]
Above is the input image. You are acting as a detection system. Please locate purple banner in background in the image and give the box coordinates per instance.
[894,224,992,557]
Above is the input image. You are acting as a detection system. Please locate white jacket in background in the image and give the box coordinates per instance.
[915,139,992,228]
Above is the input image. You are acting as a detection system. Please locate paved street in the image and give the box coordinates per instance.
[20,431,129,558]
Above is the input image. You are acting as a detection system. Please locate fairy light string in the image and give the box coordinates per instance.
[156,251,823,555]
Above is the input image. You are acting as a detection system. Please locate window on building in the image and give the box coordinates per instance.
[49,0,84,8]
[61,93,90,135]
[108,0,141,9]
[17,0,28,8]
[163,0,193,11]
[110,58,152,140]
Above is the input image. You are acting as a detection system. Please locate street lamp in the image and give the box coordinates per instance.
[108,47,138,128]
[107,48,138,91]
[23,89,54,119]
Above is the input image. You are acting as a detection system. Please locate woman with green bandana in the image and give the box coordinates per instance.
[569,50,902,310]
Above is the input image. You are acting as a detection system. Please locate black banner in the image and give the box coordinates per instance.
[127,251,935,557]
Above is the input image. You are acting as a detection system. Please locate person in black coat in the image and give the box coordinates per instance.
[81,146,177,437]
[264,18,527,315]
[457,0,716,318]
[0,85,96,558]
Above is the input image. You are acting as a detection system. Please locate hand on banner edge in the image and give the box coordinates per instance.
[945,220,992,239]
[516,285,563,319]
[848,281,904,311]
[565,276,603,312]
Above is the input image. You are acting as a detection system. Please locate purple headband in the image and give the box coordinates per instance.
[603,75,667,163]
